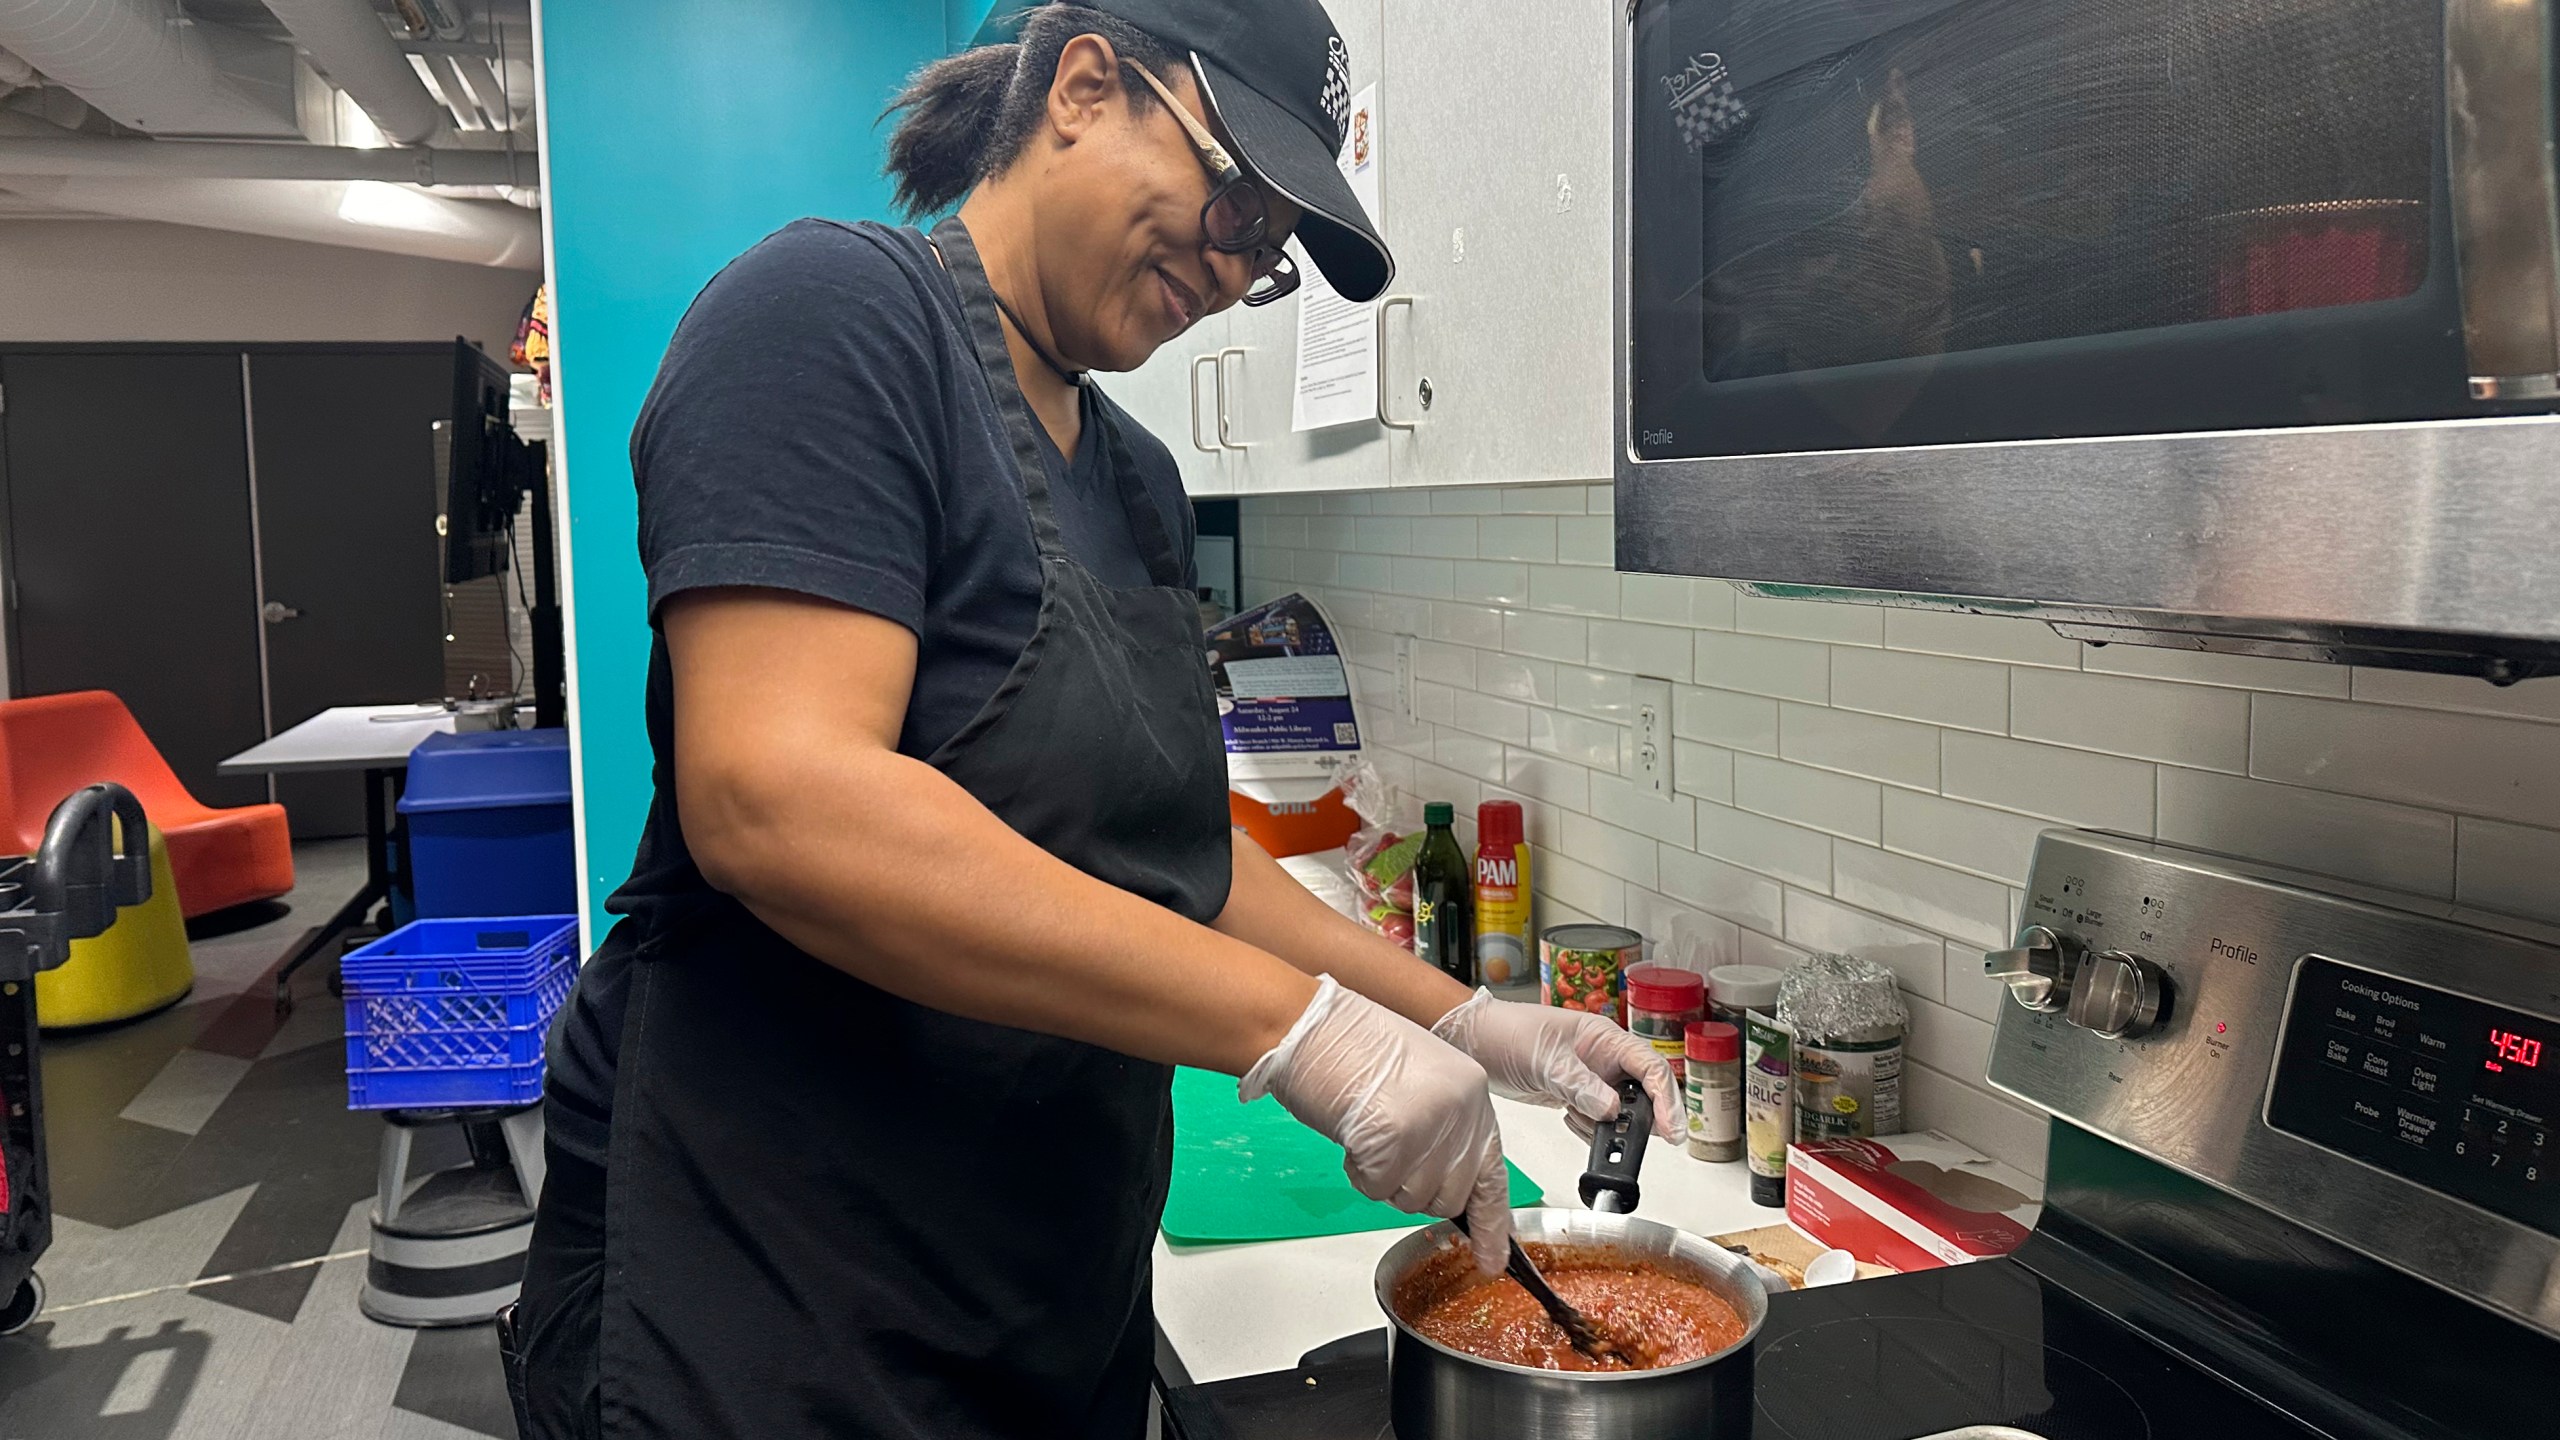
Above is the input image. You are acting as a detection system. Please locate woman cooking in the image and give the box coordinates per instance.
[512,2,1680,1435]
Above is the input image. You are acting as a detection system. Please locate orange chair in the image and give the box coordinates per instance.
[0,692,293,919]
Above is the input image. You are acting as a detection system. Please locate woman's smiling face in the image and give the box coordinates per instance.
[1032,37,1301,373]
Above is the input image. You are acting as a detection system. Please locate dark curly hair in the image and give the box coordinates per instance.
[883,4,1185,219]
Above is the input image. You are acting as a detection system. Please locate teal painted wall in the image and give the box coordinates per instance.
[536,1,958,924]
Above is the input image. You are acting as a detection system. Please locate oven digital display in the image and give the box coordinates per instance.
[2268,957,2554,1235]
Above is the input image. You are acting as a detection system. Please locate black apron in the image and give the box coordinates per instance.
[582,216,1232,1439]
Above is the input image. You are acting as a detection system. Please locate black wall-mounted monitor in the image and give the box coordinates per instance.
[435,340,532,586]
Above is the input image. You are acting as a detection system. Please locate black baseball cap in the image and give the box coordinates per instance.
[1088,0,1394,302]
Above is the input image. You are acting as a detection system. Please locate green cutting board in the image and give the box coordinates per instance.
[1162,1065,1543,1245]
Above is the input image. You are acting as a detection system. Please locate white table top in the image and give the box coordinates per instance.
[1152,1093,1777,1383]
[216,704,458,777]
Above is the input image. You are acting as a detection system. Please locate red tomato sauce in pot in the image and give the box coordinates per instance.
[1398,1243,1747,1372]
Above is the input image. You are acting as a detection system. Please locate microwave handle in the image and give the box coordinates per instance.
[2447,0,2560,400]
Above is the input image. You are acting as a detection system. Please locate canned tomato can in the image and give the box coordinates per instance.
[1539,924,1644,1026]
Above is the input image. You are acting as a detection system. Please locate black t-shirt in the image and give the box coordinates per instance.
[545,219,1197,1166]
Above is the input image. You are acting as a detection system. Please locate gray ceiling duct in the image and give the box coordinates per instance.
[0,0,298,135]
[259,0,444,145]
[0,132,537,185]
[3,172,543,268]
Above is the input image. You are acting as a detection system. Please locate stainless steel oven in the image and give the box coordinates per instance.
[1614,0,2560,676]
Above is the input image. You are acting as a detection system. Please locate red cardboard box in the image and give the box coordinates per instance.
[1786,1131,2041,1272]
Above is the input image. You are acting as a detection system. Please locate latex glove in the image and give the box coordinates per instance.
[1431,988,1684,1144]
[1242,975,1513,1273]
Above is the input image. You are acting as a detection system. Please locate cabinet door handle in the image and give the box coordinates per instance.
[261,600,302,625]
[1215,347,1250,449]
[2448,0,2560,398]
[1189,353,1221,454]
[1375,296,1419,430]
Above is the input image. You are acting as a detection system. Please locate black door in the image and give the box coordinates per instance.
[0,351,268,808]
[248,349,455,838]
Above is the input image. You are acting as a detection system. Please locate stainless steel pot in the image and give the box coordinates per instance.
[1372,1206,1767,1439]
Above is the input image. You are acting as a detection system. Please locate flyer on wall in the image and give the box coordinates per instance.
[1291,82,1383,433]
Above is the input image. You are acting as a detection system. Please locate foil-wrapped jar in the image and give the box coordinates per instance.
[1776,952,1908,1141]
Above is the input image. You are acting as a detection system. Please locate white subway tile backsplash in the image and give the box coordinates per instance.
[1832,843,2014,951]
[1905,1064,2048,1178]
[2348,668,2560,724]
[1620,574,1707,628]
[1657,845,1784,935]
[1529,564,1621,618]
[1734,755,1883,844]
[1479,516,1558,564]
[1735,594,1886,647]
[1528,706,1623,772]
[1556,666,1635,723]
[2083,644,2349,697]
[1589,620,1695,683]
[2011,668,2249,773]
[1504,747,1592,811]
[1589,773,1697,846]
[1558,516,1613,566]
[1503,609,1588,664]
[1433,729,1507,784]
[2454,817,2560,925]
[1412,640,1474,690]
[1409,516,1478,559]
[1432,602,1507,651]
[1536,847,1625,923]
[1696,801,1833,892]
[1247,492,2560,1180]
[1830,647,2009,733]
[1779,703,1940,789]
[1695,632,1829,703]
[1502,485,1587,515]
[2157,766,2455,899]
[1453,559,1530,607]
[1449,690,1531,746]
[2252,694,2560,830]
[1942,733,2155,834]
[1906,995,1994,1083]
[1338,552,1395,593]
[1675,686,1780,754]
[1478,652,1557,706]
[1583,484,1615,515]
[1883,608,2084,668]
[1563,812,1660,889]
[1783,890,1947,1002]
[1393,556,1455,600]
[1881,790,2049,886]
[1672,741,1735,804]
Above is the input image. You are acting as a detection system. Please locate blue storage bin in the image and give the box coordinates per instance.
[399,729,575,920]
[342,916,580,1110]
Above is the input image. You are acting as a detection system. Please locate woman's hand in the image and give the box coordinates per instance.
[1243,976,1514,1273]
[1431,990,1684,1143]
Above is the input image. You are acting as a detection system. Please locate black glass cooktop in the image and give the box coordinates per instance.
[1161,1256,2323,1440]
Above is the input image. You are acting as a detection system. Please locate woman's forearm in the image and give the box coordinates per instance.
[693,744,1317,1075]
[1214,832,1473,1031]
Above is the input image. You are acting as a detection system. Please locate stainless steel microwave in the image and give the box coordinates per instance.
[1613,0,2560,678]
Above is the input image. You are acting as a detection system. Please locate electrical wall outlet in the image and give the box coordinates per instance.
[1395,635,1420,724]
[1629,676,1675,799]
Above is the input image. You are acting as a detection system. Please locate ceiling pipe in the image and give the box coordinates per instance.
[0,45,34,91]
[0,132,538,185]
[0,0,290,135]
[4,173,543,268]
[258,0,445,145]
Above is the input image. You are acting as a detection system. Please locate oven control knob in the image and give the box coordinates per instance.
[2069,949,2169,1039]
[1983,925,2082,1014]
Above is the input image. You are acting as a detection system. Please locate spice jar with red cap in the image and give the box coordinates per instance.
[1685,1020,1743,1161]
[1625,964,1707,1087]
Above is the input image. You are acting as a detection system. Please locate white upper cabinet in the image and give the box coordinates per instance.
[1380,0,1615,489]
[1099,315,1230,497]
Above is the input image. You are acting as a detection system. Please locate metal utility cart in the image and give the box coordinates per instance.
[0,782,151,1334]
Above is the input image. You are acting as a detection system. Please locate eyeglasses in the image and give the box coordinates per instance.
[1126,62,1301,308]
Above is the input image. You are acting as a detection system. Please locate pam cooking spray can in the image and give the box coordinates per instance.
[1472,801,1534,997]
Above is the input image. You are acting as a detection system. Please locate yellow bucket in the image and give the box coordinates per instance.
[35,820,193,1029]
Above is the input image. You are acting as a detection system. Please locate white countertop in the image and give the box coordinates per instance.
[217,703,459,776]
[1152,1093,1777,1383]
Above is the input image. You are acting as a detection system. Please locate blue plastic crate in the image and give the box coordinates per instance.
[341,916,580,1110]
